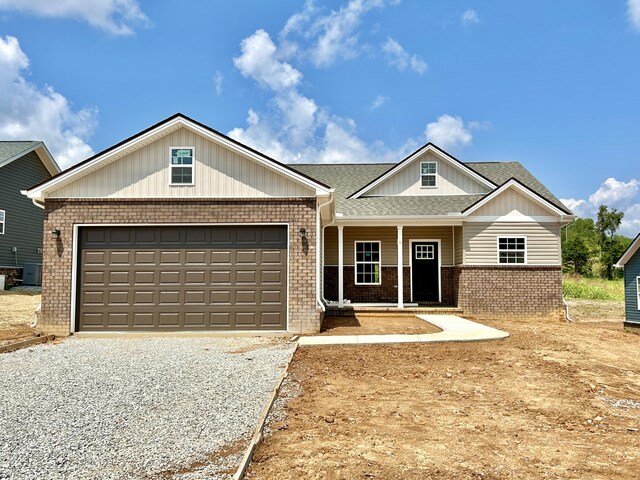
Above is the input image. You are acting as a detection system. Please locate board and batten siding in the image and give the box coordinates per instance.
[472,188,553,217]
[324,226,454,266]
[463,222,561,265]
[48,128,315,199]
[623,252,640,324]
[367,152,490,196]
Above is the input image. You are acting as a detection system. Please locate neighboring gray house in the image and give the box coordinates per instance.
[615,233,640,333]
[0,141,60,286]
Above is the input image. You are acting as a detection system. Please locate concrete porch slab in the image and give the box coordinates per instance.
[298,314,509,346]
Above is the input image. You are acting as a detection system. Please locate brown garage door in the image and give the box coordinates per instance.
[77,226,287,331]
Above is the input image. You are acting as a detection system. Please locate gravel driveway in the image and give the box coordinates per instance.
[0,337,295,479]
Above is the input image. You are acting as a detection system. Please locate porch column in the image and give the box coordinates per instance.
[338,225,344,308]
[397,225,404,308]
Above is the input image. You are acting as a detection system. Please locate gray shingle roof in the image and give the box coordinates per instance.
[291,161,570,217]
[0,141,40,166]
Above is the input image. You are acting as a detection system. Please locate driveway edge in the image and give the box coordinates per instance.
[233,341,299,480]
[0,334,55,354]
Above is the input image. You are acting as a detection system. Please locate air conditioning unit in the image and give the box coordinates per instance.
[23,263,43,286]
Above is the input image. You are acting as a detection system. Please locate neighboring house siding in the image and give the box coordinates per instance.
[454,225,463,265]
[367,152,490,196]
[624,253,640,325]
[48,128,315,199]
[324,226,454,266]
[0,151,50,267]
[464,222,561,265]
[472,188,553,217]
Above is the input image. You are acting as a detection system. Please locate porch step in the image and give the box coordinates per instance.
[325,305,464,317]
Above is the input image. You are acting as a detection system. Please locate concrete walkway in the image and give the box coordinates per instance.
[298,314,509,346]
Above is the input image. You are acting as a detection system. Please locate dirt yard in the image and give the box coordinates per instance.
[320,315,441,336]
[0,289,41,345]
[247,303,639,479]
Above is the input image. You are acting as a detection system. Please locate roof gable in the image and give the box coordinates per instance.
[0,141,60,175]
[349,143,496,199]
[26,114,332,200]
[615,233,640,268]
[463,178,572,217]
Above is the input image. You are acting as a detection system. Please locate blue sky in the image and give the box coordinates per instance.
[0,0,639,234]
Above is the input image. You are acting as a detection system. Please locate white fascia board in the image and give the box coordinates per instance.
[27,117,333,199]
[463,179,567,217]
[615,234,640,268]
[335,214,465,227]
[465,215,564,223]
[350,144,496,199]
[0,142,60,176]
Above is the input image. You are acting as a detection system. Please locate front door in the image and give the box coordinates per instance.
[411,241,439,302]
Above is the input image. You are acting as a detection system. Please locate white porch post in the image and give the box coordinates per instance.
[338,225,344,308]
[397,225,404,308]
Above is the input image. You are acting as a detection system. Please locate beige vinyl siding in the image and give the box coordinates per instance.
[454,225,463,265]
[367,152,490,196]
[472,187,554,216]
[324,226,454,266]
[464,222,561,265]
[48,128,314,198]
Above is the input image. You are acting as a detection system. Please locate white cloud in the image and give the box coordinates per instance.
[461,9,480,26]
[381,37,427,74]
[0,36,96,168]
[0,0,150,35]
[628,0,640,31]
[233,29,302,91]
[425,114,473,150]
[214,71,223,96]
[370,95,389,110]
[588,177,639,206]
[560,177,640,237]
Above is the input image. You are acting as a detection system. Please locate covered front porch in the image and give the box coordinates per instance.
[322,223,462,309]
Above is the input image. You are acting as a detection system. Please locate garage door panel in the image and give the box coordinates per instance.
[78,226,287,331]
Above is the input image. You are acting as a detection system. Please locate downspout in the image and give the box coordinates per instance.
[316,195,334,311]
[563,297,573,322]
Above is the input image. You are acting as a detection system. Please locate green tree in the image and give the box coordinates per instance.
[562,236,591,275]
[595,205,624,279]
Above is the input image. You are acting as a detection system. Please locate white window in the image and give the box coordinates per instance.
[497,237,526,264]
[421,161,437,188]
[355,241,381,285]
[415,244,434,260]
[0,210,4,234]
[637,277,640,310]
[170,147,194,185]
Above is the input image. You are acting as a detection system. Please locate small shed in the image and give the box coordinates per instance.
[615,233,640,333]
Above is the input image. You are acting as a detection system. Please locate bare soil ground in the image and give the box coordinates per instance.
[320,315,441,336]
[247,302,639,479]
[0,289,42,345]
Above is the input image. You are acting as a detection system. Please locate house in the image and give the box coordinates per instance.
[24,114,574,336]
[614,233,640,333]
[0,141,60,287]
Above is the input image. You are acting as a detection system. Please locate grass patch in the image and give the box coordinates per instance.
[562,275,624,301]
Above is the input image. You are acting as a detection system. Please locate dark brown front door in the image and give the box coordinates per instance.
[411,241,439,302]
[77,226,287,331]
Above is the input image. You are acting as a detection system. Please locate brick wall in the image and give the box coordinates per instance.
[41,198,320,336]
[453,265,565,321]
[324,266,456,305]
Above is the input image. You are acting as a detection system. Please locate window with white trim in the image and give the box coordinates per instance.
[497,237,526,264]
[170,147,194,185]
[0,210,4,234]
[420,161,437,188]
[355,241,381,285]
[637,277,640,310]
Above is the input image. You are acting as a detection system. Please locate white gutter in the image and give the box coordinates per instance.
[316,195,334,312]
[21,190,45,209]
